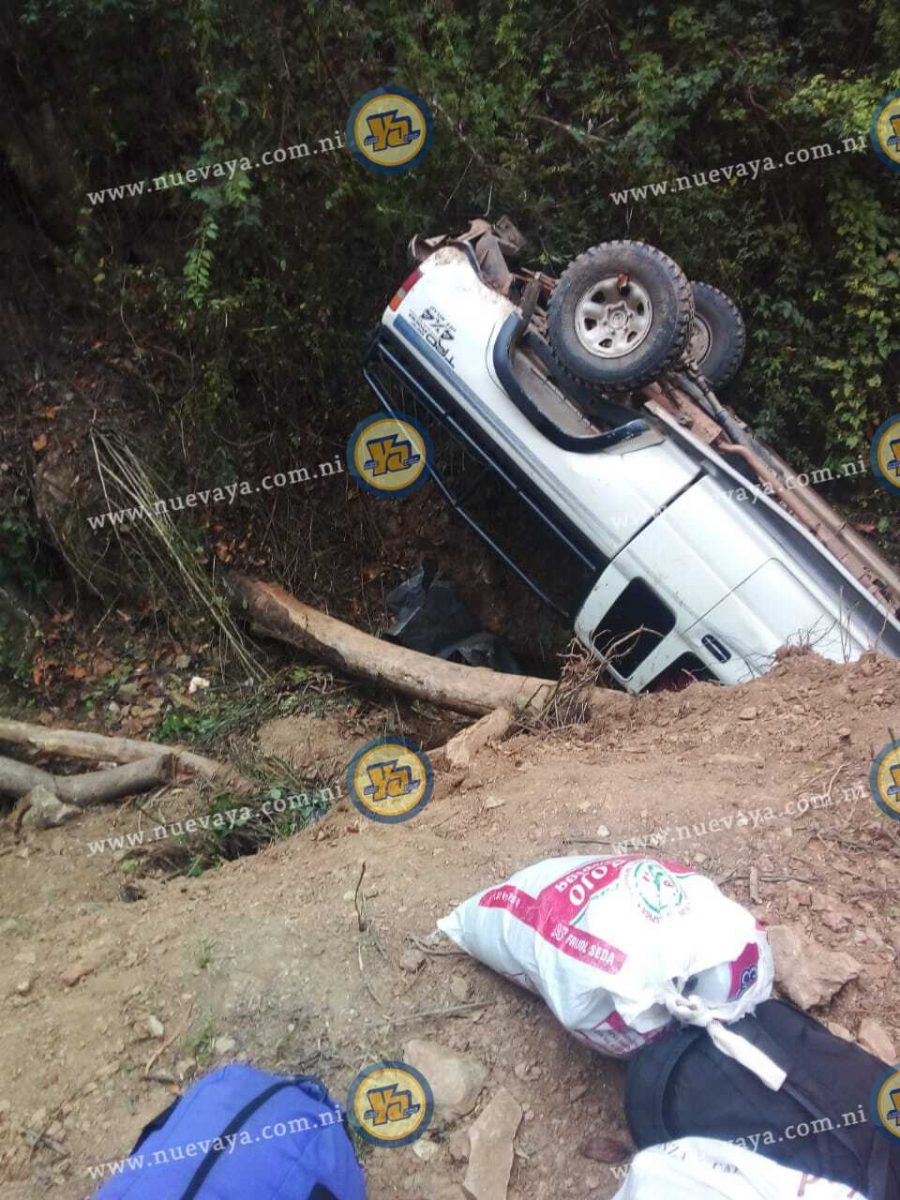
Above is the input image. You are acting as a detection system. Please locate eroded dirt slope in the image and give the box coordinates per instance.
[1,651,897,1199]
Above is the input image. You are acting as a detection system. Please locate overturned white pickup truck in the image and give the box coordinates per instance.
[363,217,900,692]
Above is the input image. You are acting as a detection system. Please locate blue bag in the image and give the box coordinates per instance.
[92,1064,366,1199]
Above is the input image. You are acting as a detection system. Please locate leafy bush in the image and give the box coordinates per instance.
[4,0,898,616]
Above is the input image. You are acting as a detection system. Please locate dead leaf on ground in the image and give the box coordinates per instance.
[32,433,48,452]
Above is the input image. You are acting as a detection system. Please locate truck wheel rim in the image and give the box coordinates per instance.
[574,276,654,359]
[689,313,712,365]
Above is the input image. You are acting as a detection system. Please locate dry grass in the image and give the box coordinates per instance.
[90,429,262,679]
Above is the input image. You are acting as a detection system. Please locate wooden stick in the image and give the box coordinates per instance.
[386,1000,494,1025]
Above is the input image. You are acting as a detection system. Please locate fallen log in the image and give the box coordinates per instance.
[0,756,58,798]
[229,575,632,720]
[0,753,175,807]
[230,575,555,716]
[0,722,252,792]
[61,755,175,806]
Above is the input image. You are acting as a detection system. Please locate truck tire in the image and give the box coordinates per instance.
[546,241,694,391]
[688,282,746,388]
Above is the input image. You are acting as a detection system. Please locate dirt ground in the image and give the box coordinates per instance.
[1,651,898,1199]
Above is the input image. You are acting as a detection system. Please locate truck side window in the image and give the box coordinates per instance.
[591,579,676,676]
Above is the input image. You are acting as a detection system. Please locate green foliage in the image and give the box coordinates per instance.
[196,938,215,969]
[148,670,318,747]
[185,1013,218,1064]
[183,212,218,309]
[13,0,900,566]
[150,708,222,744]
[0,512,48,692]
[178,782,332,878]
[77,663,133,716]
[0,512,45,598]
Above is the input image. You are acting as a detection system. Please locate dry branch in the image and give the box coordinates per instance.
[0,756,58,797]
[229,575,633,720]
[0,753,174,806]
[0,722,252,792]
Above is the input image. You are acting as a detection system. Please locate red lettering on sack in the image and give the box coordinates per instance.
[478,884,625,973]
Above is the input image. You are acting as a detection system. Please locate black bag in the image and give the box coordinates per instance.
[625,999,899,1200]
[385,561,522,672]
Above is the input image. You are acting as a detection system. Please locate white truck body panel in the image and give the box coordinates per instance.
[376,244,899,690]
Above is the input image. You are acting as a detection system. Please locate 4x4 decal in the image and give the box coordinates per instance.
[409,305,456,367]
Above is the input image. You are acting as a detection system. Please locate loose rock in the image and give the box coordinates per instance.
[447,1128,470,1163]
[449,975,470,1002]
[21,786,81,831]
[463,1087,522,1200]
[768,924,860,1008]
[404,1038,487,1121]
[858,1018,896,1063]
[821,909,852,933]
[513,1062,541,1082]
[412,1135,439,1161]
[145,1016,165,1039]
[399,949,426,974]
[61,960,98,988]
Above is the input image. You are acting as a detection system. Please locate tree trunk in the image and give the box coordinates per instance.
[229,574,631,720]
[0,15,83,243]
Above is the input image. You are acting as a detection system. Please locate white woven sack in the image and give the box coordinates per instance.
[437,855,774,1061]
[612,1137,865,1200]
